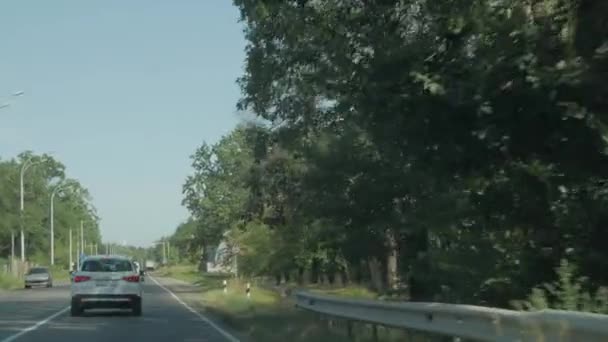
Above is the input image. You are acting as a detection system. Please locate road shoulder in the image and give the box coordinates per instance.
[149,275,243,342]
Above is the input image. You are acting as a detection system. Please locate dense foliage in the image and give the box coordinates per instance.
[169,0,607,308]
[0,152,101,267]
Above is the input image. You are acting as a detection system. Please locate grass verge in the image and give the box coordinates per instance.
[49,266,70,283]
[0,273,21,290]
[155,264,415,342]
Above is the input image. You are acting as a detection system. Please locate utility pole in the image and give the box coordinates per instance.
[69,228,73,271]
[94,243,98,255]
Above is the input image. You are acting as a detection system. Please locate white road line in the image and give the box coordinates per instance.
[149,276,240,342]
[1,306,69,342]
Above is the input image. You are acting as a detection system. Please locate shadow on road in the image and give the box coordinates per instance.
[79,310,133,318]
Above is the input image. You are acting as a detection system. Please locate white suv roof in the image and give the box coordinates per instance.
[82,254,133,261]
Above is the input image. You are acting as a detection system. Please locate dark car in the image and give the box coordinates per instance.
[24,267,53,288]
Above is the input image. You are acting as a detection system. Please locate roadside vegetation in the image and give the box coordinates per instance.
[151,0,608,314]
[156,264,417,342]
[0,153,101,281]
[49,265,71,284]
[0,272,21,290]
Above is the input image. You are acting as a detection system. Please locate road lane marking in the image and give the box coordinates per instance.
[149,276,239,342]
[1,306,69,342]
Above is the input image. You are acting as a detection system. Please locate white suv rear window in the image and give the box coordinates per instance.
[81,259,133,272]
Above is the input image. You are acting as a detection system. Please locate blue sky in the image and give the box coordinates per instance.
[0,1,245,246]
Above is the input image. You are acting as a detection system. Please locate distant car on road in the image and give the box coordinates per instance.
[70,255,144,316]
[24,267,53,289]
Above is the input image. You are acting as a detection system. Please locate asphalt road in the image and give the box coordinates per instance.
[0,276,239,342]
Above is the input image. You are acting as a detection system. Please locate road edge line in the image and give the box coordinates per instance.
[149,275,240,342]
[0,306,69,342]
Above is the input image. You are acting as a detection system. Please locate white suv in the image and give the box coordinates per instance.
[70,255,144,316]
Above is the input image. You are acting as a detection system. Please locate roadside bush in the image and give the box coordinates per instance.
[512,259,608,314]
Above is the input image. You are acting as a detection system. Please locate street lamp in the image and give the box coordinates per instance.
[0,91,24,110]
[19,156,50,262]
[50,182,75,266]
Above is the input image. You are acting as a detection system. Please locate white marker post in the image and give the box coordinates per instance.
[223,279,227,294]
[246,282,251,299]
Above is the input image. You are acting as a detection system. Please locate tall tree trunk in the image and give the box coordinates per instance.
[368,257,383,291]
[321,273,329,285]
[334,272,344,287]
[303,267,311,285]
[297,267,305,285]
[198,244,208,272]
[342,262,351,285]
[311,258,320,284]
[358,259,368,284]
[386,228,400,290]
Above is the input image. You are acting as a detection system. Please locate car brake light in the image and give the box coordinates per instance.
[122,275,140,283]
[74,275,91,283]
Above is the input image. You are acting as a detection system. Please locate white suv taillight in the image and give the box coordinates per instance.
[74,275,91,283]
[122,275,140,283]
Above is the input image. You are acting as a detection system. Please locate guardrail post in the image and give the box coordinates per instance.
[346,320,353,338]
[372,324,378,341]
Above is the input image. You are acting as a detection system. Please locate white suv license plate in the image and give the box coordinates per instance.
[95,281,115,287]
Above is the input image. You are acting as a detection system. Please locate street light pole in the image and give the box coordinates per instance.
[166,241,170,261]
[76,241,80,266]
[20,163,26,262]
[69,228,73,270]
[19,157,47,262]
[80,220,84,255]
[10,231,14,272]
[50,183,76,266]
[50,190,55,265]
[0,91,24,110]
[50,186,61,266]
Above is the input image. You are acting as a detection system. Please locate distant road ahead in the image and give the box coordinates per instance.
[0,277,238,342]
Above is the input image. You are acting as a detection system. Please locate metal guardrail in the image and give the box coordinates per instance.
[295,291,608,341]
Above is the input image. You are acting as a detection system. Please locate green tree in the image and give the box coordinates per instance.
[0,152,101,268]
[168,0,607,311]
